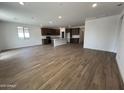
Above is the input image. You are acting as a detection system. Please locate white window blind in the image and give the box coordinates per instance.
[17,27,24,39]
[17,27,30,39]
[24,28,30,38]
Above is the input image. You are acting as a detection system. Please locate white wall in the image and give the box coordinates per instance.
[116,10,124,82]
[0,22,4,51]
[84,15,120,52]
[0,21,42,50]
[0,22,3,51]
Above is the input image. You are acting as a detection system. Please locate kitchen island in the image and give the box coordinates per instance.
[52,38,67,47]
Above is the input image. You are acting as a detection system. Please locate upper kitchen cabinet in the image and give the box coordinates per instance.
[41,28,60,36]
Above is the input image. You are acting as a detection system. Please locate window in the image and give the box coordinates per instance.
[24,28,30,38]
[17,27,24,39]
[17,26,30,39]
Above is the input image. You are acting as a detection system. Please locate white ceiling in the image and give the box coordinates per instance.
[0,2,124,28]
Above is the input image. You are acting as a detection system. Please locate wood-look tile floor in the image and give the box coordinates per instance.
[0,44,123,90]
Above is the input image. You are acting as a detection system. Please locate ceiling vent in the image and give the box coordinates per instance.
[117,3,123,6]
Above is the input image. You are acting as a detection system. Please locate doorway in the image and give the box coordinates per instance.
[62,32,64,38]
[79,28,84,47]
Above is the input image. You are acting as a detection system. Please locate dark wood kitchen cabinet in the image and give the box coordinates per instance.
[41,28,60,36]
[66,28,80,44]
[71,28,80,35]
[66,28,80,35]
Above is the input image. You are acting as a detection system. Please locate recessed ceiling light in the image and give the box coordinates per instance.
[68,25,71,28]
[58,16,62,19]
[92,3,97,8]
[49,21,53,24]
[59,3,63,6]
[14,17,18,20]
[32,17,35,19]
[19,2,24,5]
